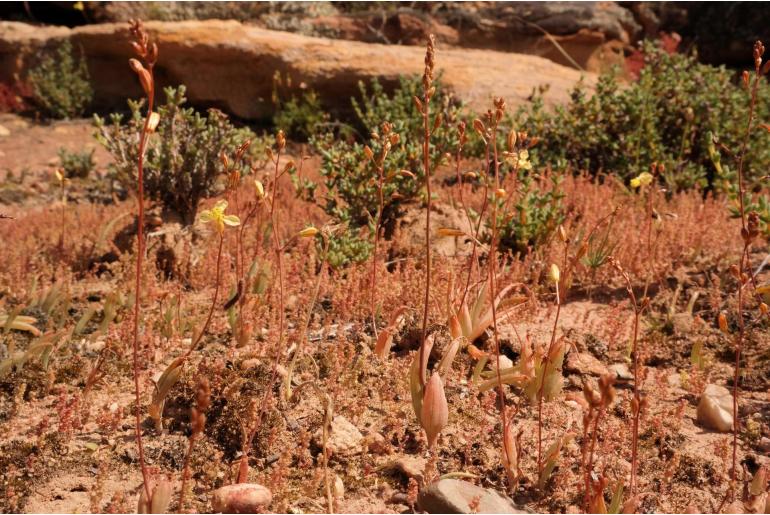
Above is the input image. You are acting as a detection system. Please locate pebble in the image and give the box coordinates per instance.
[696,384,734,432]
[565,352,608,376]
[0,124,9,137]
[313,415,364,456]
[211,483,272,513]
[417,479,529,514]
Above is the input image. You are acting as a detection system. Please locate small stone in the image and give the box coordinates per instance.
[417,479,528,514]
[313,415,364,456]
[696,384,734,432]
[757,437,770,453]
[333,474,345,500]
[387,455,427,482]
[211,483,272,513]
[488,355,514,371]
[608,363,633,381]
[0,124,9,137]
[364,432,391,455]
[565,352,608,377]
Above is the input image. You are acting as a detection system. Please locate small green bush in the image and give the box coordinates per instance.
[304,75,467,266]
[513,41,770,192]
[27,41,93,119]
[272,73,329,141]
[496,169,565,255]
[94,85,271,223]
[57,148,95,179]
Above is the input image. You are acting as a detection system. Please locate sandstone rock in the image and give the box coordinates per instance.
[696,384,734,433]
[391,202,478,259]
[417,479,528,514]
[210,483,272,513]
[313,415,364,456]
[0,20,595,121]
[565,351,608,377]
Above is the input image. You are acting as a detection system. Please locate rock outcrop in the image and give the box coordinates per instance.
[0,20,595,120]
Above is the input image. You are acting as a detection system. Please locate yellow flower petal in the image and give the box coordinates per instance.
[223,215,241,227]
[199,210,214,223]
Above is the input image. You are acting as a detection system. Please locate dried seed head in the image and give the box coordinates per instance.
[277,130,286,150]
[420,372,448,448]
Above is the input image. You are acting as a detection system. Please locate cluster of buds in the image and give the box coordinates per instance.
[582,373,616,413]
[222,139,252,190]
[413,35,436,114]
[128,20,157,97]
[742,211,760,245]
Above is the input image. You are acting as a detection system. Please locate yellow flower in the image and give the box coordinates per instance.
[631,172,653,189]
[199,200,240,234]
[504,149,532,171]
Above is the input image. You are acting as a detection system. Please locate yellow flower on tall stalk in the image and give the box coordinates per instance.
[630,171,653,189]
[504,149,532,171]
[199,200,240,234]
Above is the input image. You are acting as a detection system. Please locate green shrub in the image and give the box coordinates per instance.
[272,73,329,141]
[513,41,770,192]
[304,75,467,266]
[94,85,271,224]
[57,148,95,179]
[27,41,93,119]
[496,169,565,255]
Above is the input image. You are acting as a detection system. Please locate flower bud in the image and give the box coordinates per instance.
[420,373,448,448]
[718,312,728,334]
[146,112,160,132]
[549,264,560,283]
[437,227,464,237]
[298,226,319,238]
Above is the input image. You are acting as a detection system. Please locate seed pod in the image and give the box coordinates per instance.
[472,119,485,136]
[718,312,728,333]
[433,113,443,133]
[277,130,286,150]
[495,188,506,198]
[760,303,768,315]
[501,423,517,474]
[507,130,517,151]
[363,146,374,161]
[389,133,400,146]
[420,373,448,448]
[413,95,423,113]
[558,225,567,243]
[743,71,751,89]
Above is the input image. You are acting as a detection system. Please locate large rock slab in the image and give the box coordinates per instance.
[0,20,595,120]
